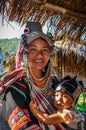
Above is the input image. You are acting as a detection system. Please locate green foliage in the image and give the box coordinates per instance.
[0,38,20,55]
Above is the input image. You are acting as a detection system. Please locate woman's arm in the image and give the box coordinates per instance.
[29,101,63,124]
[29,101,73,125]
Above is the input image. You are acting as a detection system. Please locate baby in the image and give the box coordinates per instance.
[30,75,85,130]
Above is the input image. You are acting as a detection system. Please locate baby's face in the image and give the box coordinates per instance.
[54,91,74,109]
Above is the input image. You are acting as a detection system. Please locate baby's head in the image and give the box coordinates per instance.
[54,76,83,109]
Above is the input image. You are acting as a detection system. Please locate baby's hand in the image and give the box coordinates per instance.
[29,100,37,113]
[58,109,74,124]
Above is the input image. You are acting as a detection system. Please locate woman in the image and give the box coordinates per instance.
[0,22,73,130]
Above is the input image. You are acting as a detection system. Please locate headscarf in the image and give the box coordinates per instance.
[16,22,53,68]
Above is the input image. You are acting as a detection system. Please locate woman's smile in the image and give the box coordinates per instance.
[34,60,43,63]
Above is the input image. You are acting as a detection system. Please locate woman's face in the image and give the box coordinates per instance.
[54,91,74,109]
[28,38,50,70]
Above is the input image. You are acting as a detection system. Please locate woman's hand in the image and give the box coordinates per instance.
[29,100,37,114]
[29,100,48,123]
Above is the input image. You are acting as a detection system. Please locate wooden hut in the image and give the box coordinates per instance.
[0,0,86,86]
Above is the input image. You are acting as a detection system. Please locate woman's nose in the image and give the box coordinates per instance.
[36,50,43,56]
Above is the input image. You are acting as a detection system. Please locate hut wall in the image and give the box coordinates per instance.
[52,50,86,87]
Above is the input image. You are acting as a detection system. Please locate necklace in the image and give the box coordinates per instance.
[29,64,49,86]
[29,64,48,81]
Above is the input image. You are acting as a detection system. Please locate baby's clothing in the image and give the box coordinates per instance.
[66,107,85,130]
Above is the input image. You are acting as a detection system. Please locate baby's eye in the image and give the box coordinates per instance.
[55,94,59,97]
[55,94,59,100]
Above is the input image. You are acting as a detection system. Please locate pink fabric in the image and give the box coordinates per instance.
[0,68,25,95]
[16,42,23,69]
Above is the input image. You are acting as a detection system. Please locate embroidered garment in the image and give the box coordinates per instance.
[66,107,85,130]
[1,79,42,130]
[0,67,66,130]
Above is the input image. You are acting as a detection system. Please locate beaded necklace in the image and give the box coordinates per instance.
[29,64,45,81]
[25,55,54,94]
[28,72,52,95]
[29,65,54,95]
[29,64,49,87]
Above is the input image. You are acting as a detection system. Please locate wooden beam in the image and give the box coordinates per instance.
[31,0,42,4]
[44,3,86,20]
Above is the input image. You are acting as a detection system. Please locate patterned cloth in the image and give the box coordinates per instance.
[0,66,66,130]
[29,78,63,130]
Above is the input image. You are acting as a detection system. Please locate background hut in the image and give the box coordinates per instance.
[0,0,86,86]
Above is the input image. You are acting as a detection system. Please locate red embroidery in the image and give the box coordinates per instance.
[15,81,26,88]
[8,106,31,130]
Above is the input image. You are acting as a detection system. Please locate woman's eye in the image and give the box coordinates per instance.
[43,49,49,53]
[30,48,36,52]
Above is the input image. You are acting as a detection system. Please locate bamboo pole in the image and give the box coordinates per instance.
[44,2,86,20]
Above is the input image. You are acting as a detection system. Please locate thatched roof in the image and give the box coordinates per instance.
[0,0,86,43]
[0,0,86,57]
